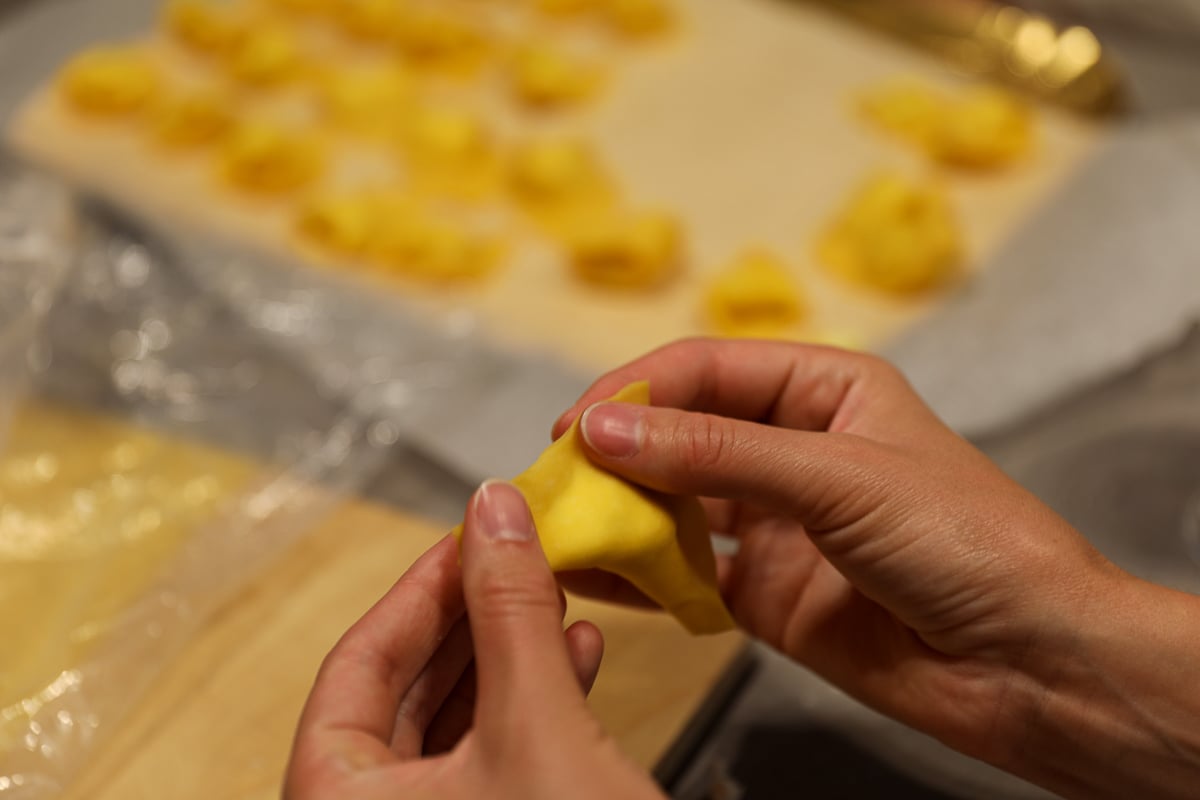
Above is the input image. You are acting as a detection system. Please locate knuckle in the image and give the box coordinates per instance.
[678,412,735,473]
[473,567,561,620]
[282,750,336,800]
[826,433,896,477]
[844,352,926,408]
[856,351,899,379]
[857,352,911,390]
[665,335,713,356]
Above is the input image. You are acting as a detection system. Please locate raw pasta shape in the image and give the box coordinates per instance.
[223,21,305,88]
[603,0,675,38]
[509,42,603,108]
[507,137,618,233]
[705,249,804,337]
[164,0,252,55]
[58,47,160,116]
[221,122,326,195]
[564,210,681,289]
[454,382,734,635]
[817,172,962,294]
[860,79,1034,170]
[150,86,234,148]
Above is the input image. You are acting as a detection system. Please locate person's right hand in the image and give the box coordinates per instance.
[553,338,1200,800]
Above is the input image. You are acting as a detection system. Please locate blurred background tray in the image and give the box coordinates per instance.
[4,0,1104,371]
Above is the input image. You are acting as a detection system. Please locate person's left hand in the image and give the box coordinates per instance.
[284,480,666,800]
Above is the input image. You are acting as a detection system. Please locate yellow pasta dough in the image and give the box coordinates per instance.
[453,382,734,635]
[221,121,325,194]
[224,21,304,88]
[603,0,674,38]
[163,0,251,55]
[295,190,382,256]
[149,86,234,148]
[402,106,490,165]
[401,106,500,199]
[533,0,598,15]
[264,0,336,15]
[931,88,1034,169]
[57,46,160,116]
[394,9,489,75]
[817,172,962,293]
[370,211,501,281]
[860,79,1034,169]
[859,79,943,144]
[565,209,681,288]
[507,136,616,229]
[509,42,602,108]
[335,0,404,42]
[296,187,499,280]
[705,249,804,337]
[314,64,413,137]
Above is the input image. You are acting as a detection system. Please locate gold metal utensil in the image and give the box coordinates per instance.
[798,0,1125,115]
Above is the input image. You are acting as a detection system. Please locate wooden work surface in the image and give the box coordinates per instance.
[8,0,1104,371]
[60,499,745,800]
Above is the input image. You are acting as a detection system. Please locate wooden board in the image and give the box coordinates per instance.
[57,498,744,800]
[0,402,261,729]
[7,0,1103,371]
[0,397,742,794]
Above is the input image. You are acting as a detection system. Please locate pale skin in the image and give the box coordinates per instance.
[287,338,1200,799]
[284,480,664,800]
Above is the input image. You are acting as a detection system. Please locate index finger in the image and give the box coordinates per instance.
[552,338,886,438]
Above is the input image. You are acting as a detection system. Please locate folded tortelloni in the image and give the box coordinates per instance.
[455,382,734,635]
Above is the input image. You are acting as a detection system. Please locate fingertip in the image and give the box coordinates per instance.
[462,481,584,724]
[554,370,644,441]
[460,481,562,647]
[580,402,644,460]
[551,409,579,440]
[434,530,461,558]
[715,554,736,601]
[467,479,536,545]
[564,620,605,694]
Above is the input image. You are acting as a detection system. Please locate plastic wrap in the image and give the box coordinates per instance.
[0,157,484,797]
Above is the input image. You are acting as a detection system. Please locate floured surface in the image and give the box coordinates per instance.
[9,0,1102,370]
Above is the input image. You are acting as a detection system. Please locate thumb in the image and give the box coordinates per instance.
[460,480,590,733]
[579,402,893,534]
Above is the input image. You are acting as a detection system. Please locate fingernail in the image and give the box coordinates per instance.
[581,403,644,458]
[551,411,573,441]
[475,480,534,541]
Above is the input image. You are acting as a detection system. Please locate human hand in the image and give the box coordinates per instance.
[553,338,1200,798]
[284,481,665,800]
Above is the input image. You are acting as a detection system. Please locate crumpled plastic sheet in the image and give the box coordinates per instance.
[0,157,487,797]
